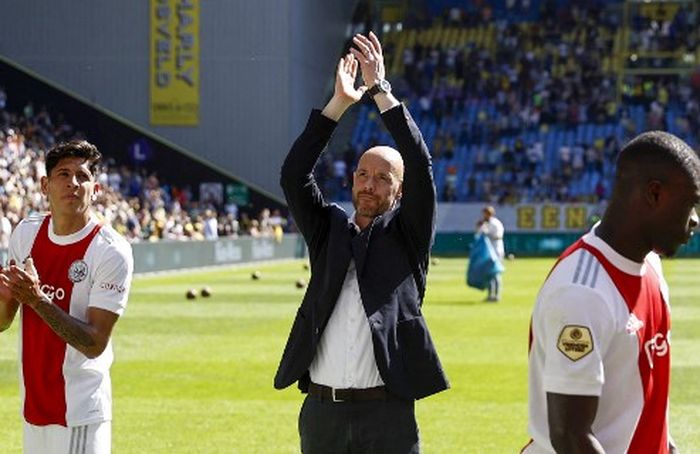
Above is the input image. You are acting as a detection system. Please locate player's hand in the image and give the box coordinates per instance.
[350,31,386,89]
[334,53,367,104]
[0,263,14,305]
[7,258,45,309]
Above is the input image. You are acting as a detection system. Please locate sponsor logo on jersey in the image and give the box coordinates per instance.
[99,282,126,294]
[40,284,66,302]
[626,313,645,334]
[644,332,669,369]
[557,325,594,361]
[68,260,89,283]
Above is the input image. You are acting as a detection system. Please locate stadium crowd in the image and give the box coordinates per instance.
[0,89,287,248]
[332,0,700,204]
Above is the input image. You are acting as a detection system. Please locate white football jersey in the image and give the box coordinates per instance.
[523,227,671,454]
[9,214,133,427]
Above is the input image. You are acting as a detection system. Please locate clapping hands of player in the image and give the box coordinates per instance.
[0,261,13,305]
[5,258,44,308]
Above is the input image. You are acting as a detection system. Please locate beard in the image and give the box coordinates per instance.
[352,191,392,218]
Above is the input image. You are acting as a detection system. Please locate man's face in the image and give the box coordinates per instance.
[352,148,403,221]
[651,175,700,257]
[41,157,99,218]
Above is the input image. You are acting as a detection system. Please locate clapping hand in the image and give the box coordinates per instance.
[0,261,13,305]
[6,258,43,309]
[334,53,367,104]
[350,31,386,90]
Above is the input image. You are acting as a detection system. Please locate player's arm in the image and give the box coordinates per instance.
[537,283,615,454]
[547,393,605,453]
[6,258,118,358]
[0,258,22,331]
[0,266,20,331]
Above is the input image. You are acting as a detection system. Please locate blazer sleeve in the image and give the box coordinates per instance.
[380,104,436,257]
[280,109,338,250]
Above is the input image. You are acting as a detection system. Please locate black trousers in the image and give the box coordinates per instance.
[298,395,420,454]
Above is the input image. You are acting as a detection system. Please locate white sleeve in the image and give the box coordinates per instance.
[8,229,22,263]
[538,284,616,396]
[8,220,33,263]
[89,242,133,316]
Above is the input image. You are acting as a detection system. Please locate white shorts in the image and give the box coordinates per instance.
[23,421,111,454]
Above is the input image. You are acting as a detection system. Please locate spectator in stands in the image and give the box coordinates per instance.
[202,209,218,240]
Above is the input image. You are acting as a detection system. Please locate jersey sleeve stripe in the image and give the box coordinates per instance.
[580,252,595,286]
[589,261,601,288]
[572,250,587,283]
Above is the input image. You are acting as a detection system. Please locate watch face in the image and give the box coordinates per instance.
[379,79,392,92]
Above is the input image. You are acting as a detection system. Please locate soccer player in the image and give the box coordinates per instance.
[522,131,700,453]
[0,140,133,454]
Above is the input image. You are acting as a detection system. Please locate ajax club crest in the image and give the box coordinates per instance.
[68,260,89,283]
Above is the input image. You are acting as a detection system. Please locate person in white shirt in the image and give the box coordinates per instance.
[476,205,505,301]
[0,140,133,454]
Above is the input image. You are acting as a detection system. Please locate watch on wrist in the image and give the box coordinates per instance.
[367,79,392,97]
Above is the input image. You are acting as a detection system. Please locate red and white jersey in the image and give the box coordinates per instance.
[9,214,133,427]
[523,226,671,454]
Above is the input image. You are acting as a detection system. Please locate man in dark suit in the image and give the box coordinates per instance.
[274,32,449,453]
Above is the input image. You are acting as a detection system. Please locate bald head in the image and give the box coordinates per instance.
[359,146,404,183]
[352,146,404,228]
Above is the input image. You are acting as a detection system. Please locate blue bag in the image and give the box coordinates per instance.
[466,233,505,290]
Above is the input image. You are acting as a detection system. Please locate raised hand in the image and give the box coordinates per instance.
[350,31,386,89]
[322,53,367,121]
[335,53,367,104]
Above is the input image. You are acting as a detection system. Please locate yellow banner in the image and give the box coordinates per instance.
[150,0,199,126]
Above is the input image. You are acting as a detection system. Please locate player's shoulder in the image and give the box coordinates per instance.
[645,251,663,276]
[12,213,47,237]
[546,247,604,291]
[16,212,47,228]
[96,222,133,255]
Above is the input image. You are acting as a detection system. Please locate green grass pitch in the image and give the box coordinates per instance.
[0,257,698,452]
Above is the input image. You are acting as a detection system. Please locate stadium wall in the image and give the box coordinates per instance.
[0,235,306,275]
[0,1,356,200]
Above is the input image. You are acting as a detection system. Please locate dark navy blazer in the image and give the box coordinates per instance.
[274,104,449,400]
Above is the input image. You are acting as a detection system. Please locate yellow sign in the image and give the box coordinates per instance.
[150,0,199,125]
[515,205,591,230]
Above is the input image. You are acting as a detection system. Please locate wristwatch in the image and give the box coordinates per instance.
[367,79,392,97]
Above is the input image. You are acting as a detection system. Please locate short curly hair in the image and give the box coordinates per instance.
[45,140,102,177]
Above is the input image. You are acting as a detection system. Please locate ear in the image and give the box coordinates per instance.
[645,179,663,208]
[40,176,48,196]
[396,181,403,200]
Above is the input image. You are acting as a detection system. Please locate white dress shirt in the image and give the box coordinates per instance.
[309,258,384,389]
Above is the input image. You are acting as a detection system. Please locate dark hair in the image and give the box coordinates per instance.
[615,131,700,185]
[45,140,102,177]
